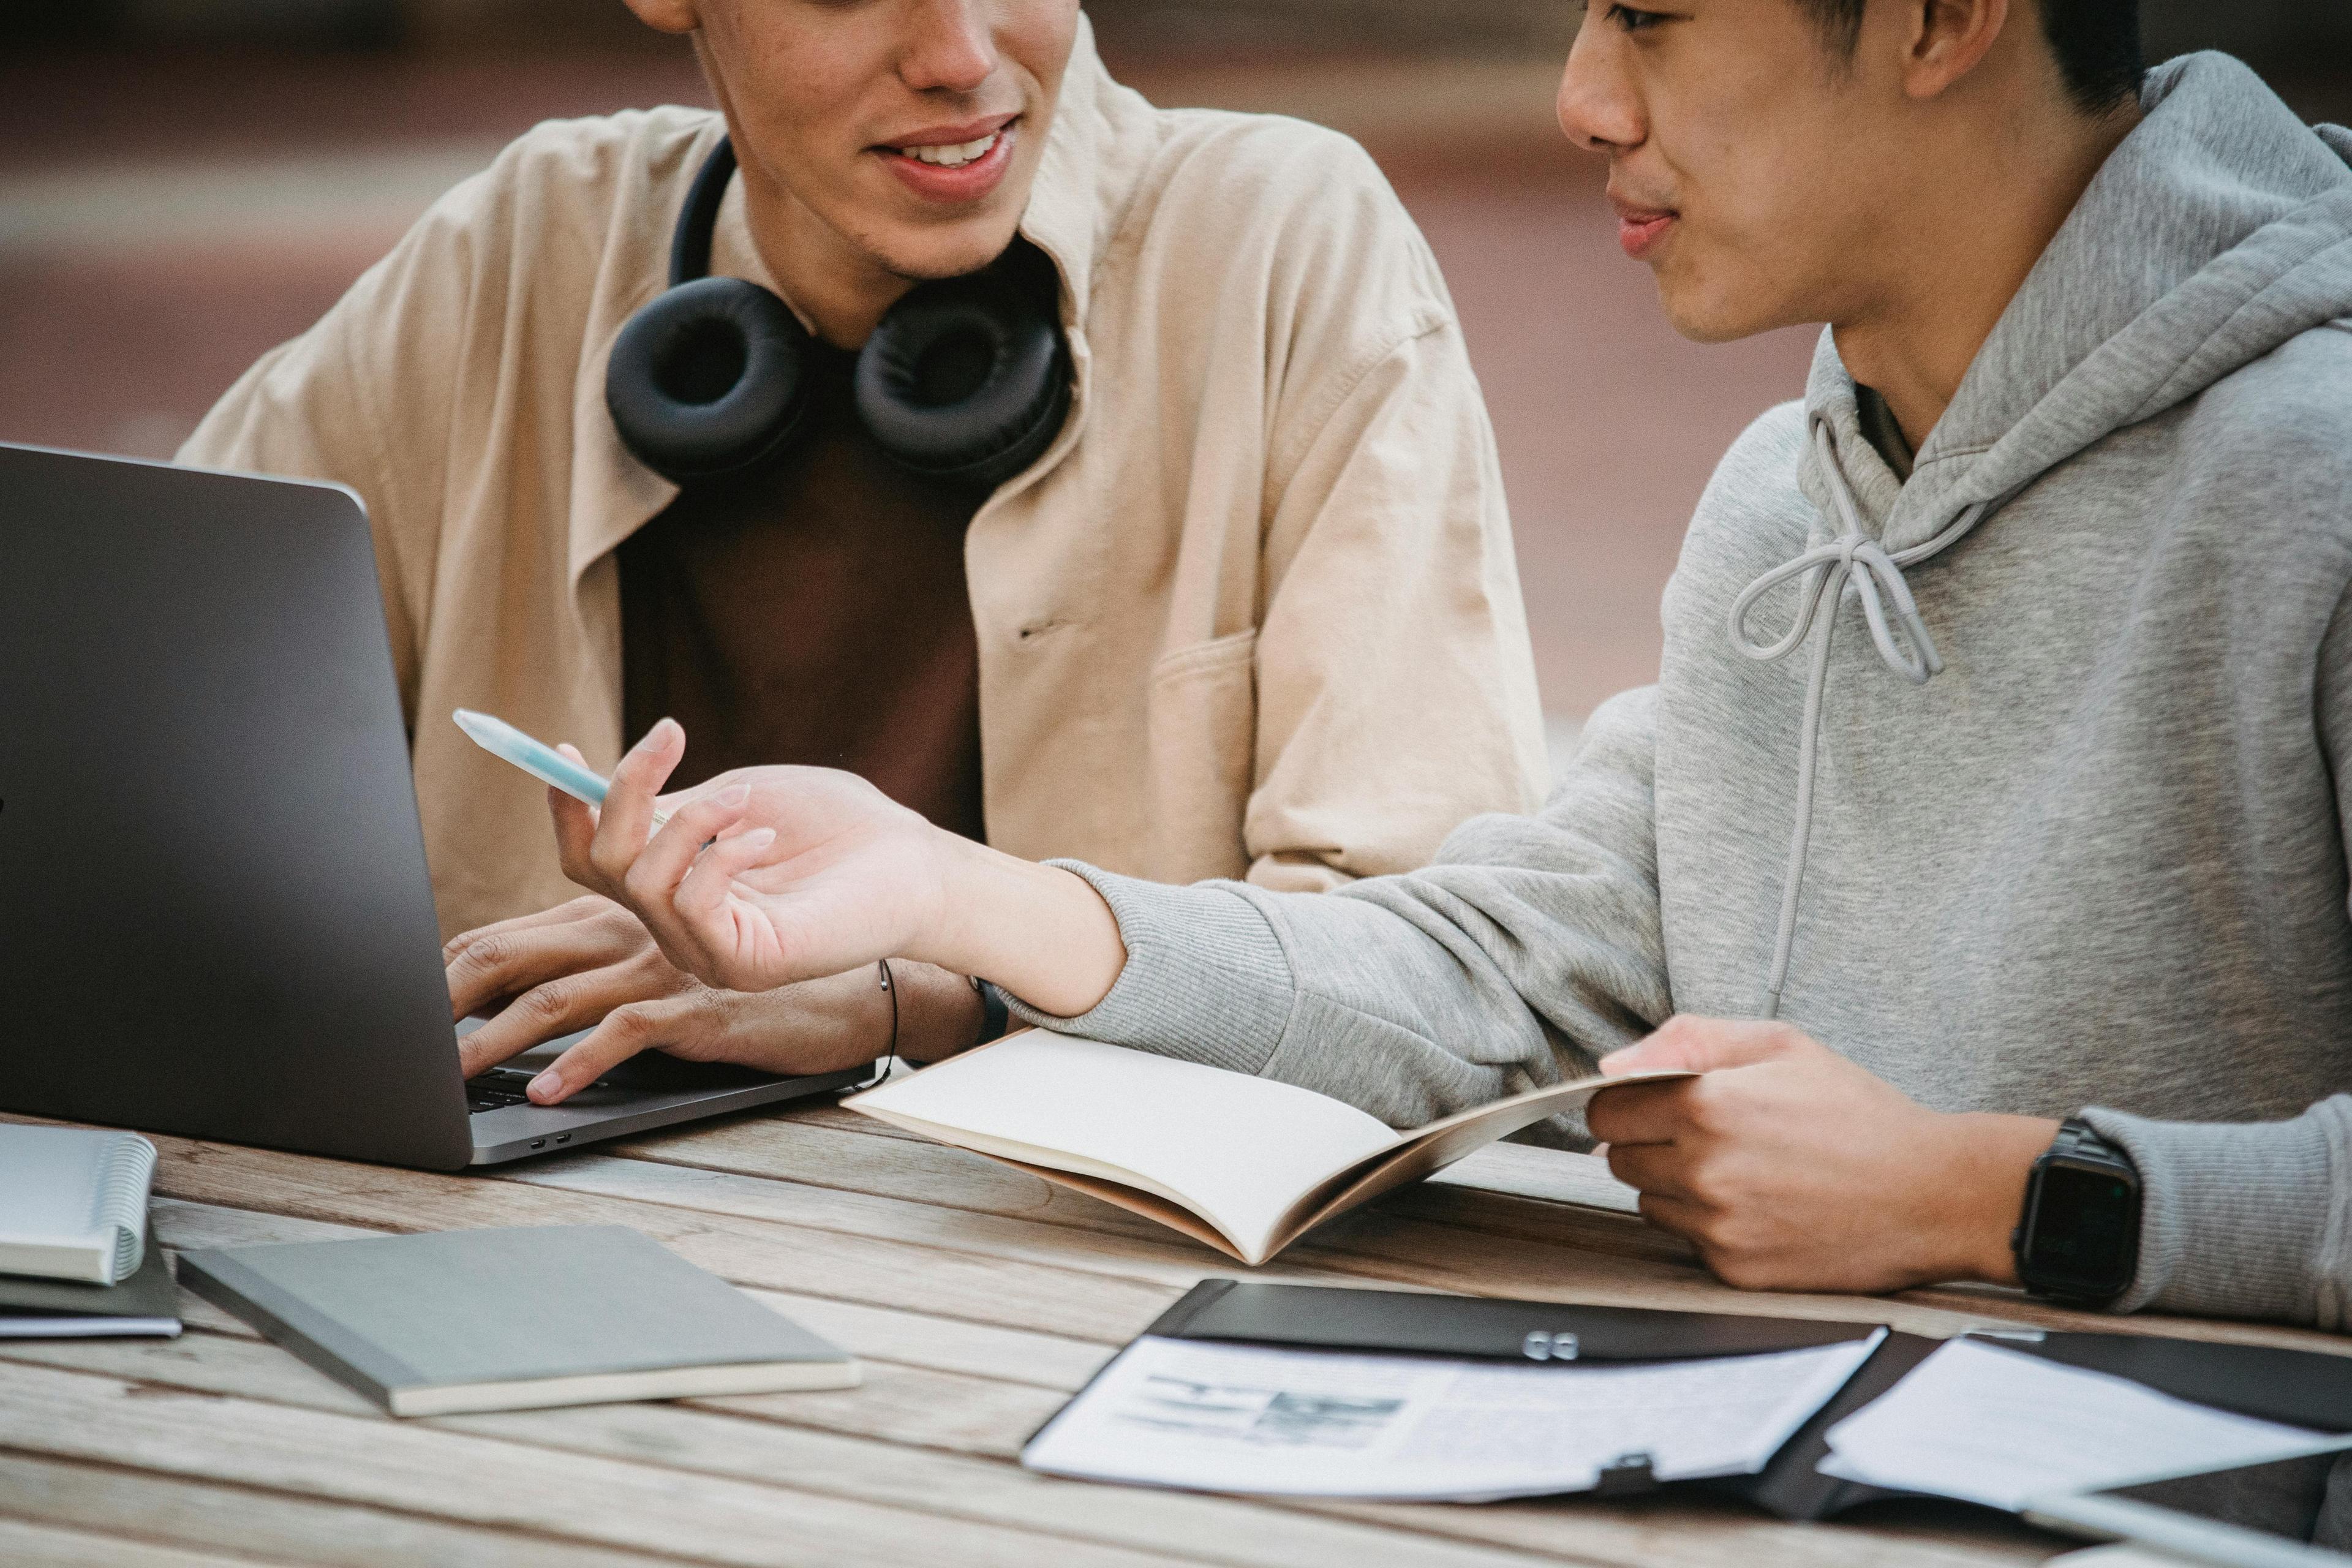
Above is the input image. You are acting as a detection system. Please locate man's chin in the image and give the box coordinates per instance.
[867,222,1029,285]
[1654,274,1784,347]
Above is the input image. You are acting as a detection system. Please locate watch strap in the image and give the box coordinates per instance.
[971,978,1012,1046]
[2050,1116,2133,1169]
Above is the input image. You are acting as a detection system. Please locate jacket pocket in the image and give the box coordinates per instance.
[1144,628,1259,884]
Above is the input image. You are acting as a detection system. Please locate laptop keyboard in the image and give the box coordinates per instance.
[464,1068,540,1113]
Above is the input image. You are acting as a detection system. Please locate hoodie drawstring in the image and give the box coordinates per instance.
[1728,417,1992,1019]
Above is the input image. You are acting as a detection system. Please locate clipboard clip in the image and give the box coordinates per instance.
[1521,1330,1580,1361]
[1594,1451,1659,1497]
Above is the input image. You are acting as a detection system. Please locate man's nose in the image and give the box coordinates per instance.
[902,0,996,94]
[1557,29,1644,153]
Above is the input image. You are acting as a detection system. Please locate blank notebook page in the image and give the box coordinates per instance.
[853,1035,1400,1257]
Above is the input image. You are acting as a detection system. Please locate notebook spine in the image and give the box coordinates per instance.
[90,1134,157,1286]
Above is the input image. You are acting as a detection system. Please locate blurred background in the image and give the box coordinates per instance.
[4,1,2348,745]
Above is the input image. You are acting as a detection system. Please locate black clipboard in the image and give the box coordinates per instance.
[1128,1278,1889,1511]
[1118,1281,2352,1520]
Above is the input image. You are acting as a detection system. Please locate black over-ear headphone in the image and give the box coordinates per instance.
[604,137,1072,494]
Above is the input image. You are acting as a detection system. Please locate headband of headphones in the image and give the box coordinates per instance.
[604,137,1072,492]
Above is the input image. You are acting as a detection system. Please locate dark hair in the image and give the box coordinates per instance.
[1792,0,2144,115]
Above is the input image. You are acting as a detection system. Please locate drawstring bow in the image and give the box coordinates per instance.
[1728,415,1992,1019]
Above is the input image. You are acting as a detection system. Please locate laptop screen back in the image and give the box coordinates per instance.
[0,445,473,1169]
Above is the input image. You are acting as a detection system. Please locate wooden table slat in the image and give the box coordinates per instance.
[0,1358,1200,1568]
[0,1511,298,1568]
[0,1335,1599,1568]
[0,1453,697,1568]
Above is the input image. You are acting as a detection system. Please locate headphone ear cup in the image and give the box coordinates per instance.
[854,273,1072,494]
[605,276,815,483]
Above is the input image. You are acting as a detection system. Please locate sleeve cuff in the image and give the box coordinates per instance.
[998,862,1298,1078]
[2084,1100,2351,1329]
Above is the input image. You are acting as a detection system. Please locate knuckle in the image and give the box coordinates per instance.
[605,1005,658,1044]
[1683,1156,1731,1209]
[458,933,512,974]
[1684,1078,1734,1132]
[519,980,574,1022]
[1709,1251,1771,1291]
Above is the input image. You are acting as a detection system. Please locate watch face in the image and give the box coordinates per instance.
[2027,1160,2138,1296]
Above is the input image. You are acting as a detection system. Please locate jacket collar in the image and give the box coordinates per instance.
[566,16,1143,597]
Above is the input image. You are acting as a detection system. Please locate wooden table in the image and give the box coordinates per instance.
[5,1101,2345,1568]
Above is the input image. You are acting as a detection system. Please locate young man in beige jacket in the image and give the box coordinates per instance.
[180,0,1547,1089]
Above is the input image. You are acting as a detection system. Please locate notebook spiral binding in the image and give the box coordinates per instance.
[91,1134,157,1284]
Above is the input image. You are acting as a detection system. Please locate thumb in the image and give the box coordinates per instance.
[1600,1016,1800,1076]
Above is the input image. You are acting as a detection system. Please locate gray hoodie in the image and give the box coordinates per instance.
[1014,55,2352,1328]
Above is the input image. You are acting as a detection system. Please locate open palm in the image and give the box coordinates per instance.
[556,722,951,995]
[662,767,947,992]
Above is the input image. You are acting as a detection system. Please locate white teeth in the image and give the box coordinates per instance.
[902,130,1001,169]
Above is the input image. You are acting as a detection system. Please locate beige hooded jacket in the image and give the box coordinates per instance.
[180,21,1550,941]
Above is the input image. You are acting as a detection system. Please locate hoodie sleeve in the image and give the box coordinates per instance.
[2084,572,2352,1329]
[1003,685,1674,1131]
[2081,1102,2350,1328]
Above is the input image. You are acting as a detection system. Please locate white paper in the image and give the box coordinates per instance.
[849,1035,1401,1259]
[1820,1338,2324,1512]
[1022,1330,1885,1501]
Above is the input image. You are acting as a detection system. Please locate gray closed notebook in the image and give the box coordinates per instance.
[177,1225,857,1417]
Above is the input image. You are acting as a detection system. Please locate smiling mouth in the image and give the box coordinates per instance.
[896,129,1003,168]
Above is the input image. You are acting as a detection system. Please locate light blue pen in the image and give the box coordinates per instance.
[453,710,674,832]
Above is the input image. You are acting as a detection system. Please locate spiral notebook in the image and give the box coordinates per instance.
[0,1124,157,1285]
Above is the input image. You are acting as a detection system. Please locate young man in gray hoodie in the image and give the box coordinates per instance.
[556,0,2352,1329]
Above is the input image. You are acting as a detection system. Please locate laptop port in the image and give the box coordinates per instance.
[530,1139,546,1150]
[554,1134,571,1145]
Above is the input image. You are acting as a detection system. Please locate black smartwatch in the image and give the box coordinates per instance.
[970,977,1013,1047]
[2012,1117,2141,1305]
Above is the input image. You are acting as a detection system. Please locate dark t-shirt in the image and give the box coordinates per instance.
[1855,383,1917,482]
[617,342,986,840]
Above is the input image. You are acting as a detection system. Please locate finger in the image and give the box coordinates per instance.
[1600,1015,1797,1076]
[529,996,701,1104]
[1585,1079,1696,1147]
[440,895,603,965]
[670,823,782,925]
[456,960,665,1077]
[587,718,686,891]
[1636,1190,1711,1245]
[616,787,760,944]
[551,786,602,893]
[661,826,785,982]
[443,905,643,1021]
[1605,1140,1703,1204]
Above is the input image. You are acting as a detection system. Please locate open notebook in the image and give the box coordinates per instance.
[846,1033,1687,1265]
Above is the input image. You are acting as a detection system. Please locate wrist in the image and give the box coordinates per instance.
[889,961,987,1064]
[1923,1112,2061,1287]
[927,841,1125,1018]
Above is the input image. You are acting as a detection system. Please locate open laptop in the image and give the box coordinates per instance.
[0,442,872,1169]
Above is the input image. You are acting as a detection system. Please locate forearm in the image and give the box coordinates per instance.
[920,834,1128,1020]
[2086,1096,2352,1327]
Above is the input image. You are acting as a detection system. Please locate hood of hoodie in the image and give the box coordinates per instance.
[1799,52,2352,557]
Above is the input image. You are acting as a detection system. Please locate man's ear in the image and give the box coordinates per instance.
[620,0,699,38]
[1893,0,2011,101]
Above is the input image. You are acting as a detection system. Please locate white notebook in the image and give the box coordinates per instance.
[847,1033,1687,1265]
[0,1125,158,1285]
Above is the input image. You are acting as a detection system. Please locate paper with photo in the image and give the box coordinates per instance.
[1022,1330,1884,1501]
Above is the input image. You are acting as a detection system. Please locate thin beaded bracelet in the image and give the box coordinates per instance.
[865,958,900,1087]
